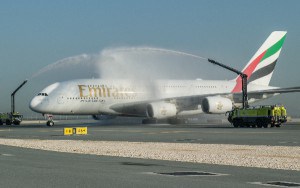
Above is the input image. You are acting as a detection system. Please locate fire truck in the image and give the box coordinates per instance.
[0,80,27,126]
[226,105,287,128]
[0,112,23,125]
[207,59,287,128]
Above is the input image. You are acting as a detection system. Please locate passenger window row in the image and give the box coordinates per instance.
[37,93,48,96]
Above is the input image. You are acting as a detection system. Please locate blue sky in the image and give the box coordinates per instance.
[1,0,300,115]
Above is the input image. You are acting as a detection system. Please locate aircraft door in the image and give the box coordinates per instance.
[57,95,66,104]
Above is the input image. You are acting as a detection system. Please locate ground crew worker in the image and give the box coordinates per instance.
[280,105,287,123]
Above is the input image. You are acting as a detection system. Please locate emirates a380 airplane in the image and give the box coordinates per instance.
[30,31,300,126]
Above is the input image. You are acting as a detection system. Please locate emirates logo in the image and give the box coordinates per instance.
[161,107,167,115]
[217,102,223,110]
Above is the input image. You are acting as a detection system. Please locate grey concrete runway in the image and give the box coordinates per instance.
[0,121,299,187]
[0,121,299,146]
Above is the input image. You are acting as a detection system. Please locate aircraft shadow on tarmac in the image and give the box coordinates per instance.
[0,123,255,129]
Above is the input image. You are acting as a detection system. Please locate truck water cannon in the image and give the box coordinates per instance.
[207,59,248,109]
[11,80,28,114]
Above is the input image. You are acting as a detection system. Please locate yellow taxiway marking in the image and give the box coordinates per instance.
[63,127,87,135]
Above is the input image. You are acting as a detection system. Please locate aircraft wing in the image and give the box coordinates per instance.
[109,91,231,116]
[247,86,300,94]
[110,86,300,116]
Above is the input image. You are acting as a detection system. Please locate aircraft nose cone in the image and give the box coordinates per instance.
[29,95,50,113]
[29,96,48,113]
[29,97,42,112]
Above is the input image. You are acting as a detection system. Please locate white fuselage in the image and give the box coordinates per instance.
[29,79,276,116]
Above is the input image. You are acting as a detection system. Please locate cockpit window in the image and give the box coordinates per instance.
[37,93,48,96]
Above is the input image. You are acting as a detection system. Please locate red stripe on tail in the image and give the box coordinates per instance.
[231,50,266,93]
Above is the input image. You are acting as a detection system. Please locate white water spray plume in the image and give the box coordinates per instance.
[96,47,209,80]
[31,54,99,80]
[30,46,229,86]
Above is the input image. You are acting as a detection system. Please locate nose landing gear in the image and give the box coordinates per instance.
[44,114,54,127]
[46,120,54,127]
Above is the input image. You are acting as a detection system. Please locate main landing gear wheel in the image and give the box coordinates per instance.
[167,118,188,124]
[142,119,158,124]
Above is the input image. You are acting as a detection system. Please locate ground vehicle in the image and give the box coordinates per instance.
[226,105,287,128]
[0,80,27,126]
[0,112,23,125]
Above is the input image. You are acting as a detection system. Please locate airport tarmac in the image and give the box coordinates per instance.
[0,121,299,187]
[1,120,299,146]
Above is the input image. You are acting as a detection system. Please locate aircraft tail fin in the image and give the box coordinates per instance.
[232,31,287,93]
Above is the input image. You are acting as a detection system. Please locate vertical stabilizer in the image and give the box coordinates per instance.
[232,31,287,93]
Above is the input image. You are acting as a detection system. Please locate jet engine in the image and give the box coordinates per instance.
[146,102,177,119]
[92,114,117,120]
[202,96,233,114]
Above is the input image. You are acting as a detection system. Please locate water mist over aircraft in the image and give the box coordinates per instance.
[96,47,214,80]
[28,46,226,98]
[23,47,221,116]
[31,47,223,83]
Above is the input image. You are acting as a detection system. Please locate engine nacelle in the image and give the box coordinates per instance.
[92,114,117,120]
[202,96,233,114]
[146,102,177,119]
